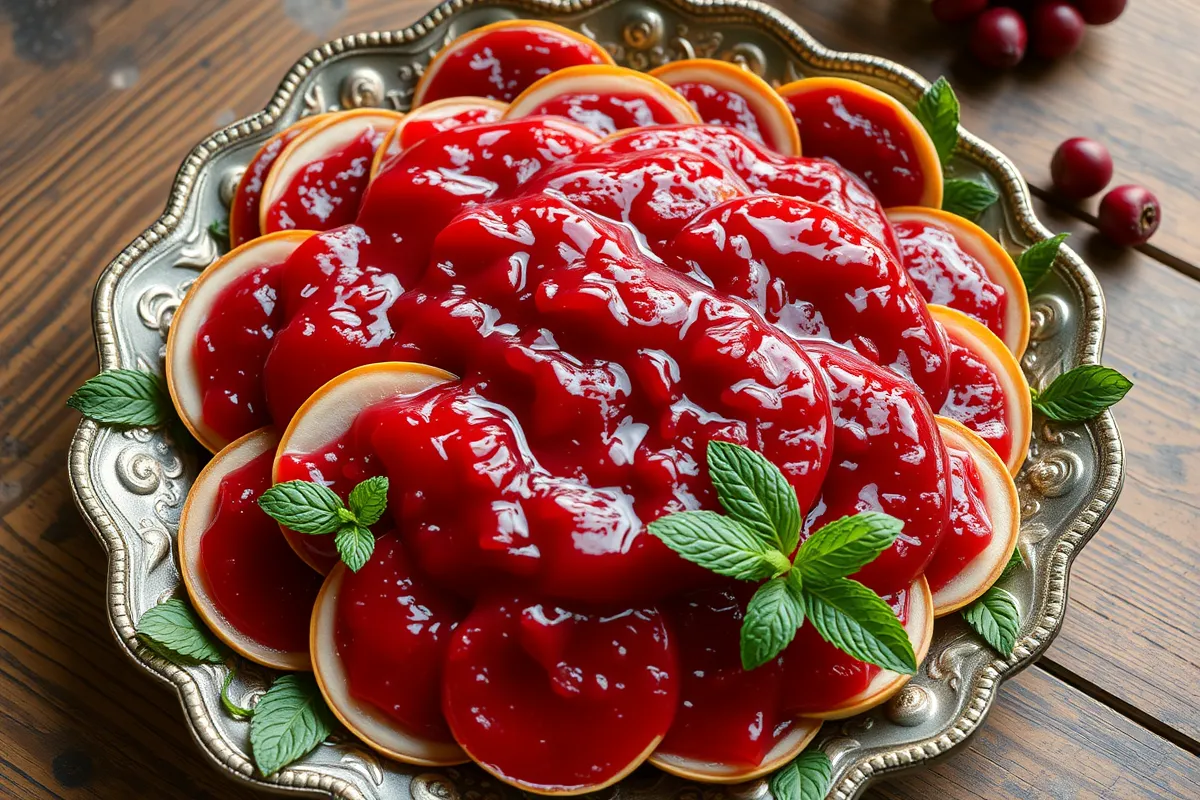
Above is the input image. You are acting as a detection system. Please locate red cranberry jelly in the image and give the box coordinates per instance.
[939,332,1014,462]
[785,86,929,209]
[803,342,950,595]
[375,103,505,178]
[671,82,771,148]
[194,261,288,443]
[657,584,792,768]
[335,534,468,741]
[595,125,902,257]
[923,446,994,592]
[418,26,610,104]
[231,120,315,247]
[668,195,951,409]
[782,584,911,714]
[198,448,323,653]
[528,91,682,136]
[263,123,391,235]
[893,218,1008,341]
[441,595,678,791]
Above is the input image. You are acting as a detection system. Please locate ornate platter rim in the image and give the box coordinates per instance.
[67,0,1126,797]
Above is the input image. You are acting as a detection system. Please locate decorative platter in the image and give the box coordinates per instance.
[67,0,1125,797]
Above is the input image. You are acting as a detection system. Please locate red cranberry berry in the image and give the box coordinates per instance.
[1051,137,1113,199]
[931,0,989,24]
[1097,185,1161,247]
[1071,0,1127,25]
[971,8,1028,68]
[1031,2,1087,59]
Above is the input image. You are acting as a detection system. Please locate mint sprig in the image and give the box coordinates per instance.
[942,178,999,220]
[67,369,171,428]
[136,598,224,665]
[222,670,255,720]
[770,748,833,800]
[962,587,1021,655]
[915,76,959,167]
[259,477,390,571]
[1031,365,1133,422]
[649,442,915,673]
[1017,233,1069,291]
[250,674,335,777]
[1000,547,1024,581]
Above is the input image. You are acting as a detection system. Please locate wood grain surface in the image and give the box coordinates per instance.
[0,0,1197,798]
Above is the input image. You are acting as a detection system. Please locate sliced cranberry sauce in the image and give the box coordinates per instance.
[194,261,287,443]
[939,332,1014,462]
[529,91,683,136]
[893,218,1008,342]
[666,82,770,146]
[923,446,994,593]
[418,26,610,104]
[231,122,313,247]
[198,448,323,653]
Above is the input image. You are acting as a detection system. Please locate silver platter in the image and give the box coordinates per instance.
[67,0,1125,797]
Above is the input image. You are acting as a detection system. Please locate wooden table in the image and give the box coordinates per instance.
[1,1,1197,797]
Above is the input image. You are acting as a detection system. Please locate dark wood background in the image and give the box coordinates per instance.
[1,1,1197,797]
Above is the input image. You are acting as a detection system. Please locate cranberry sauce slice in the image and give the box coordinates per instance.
[668,194,950,408]
[374,101,505,178]
[802,342,950,595]
[656,584,793,768]
[262,116,396,235]
[528,91,685,137]
[893,217,1009,343]
[939,331,1014,462]
[923,445,995,593]
[441,595,678,792]
[334,534,468,742]
[417,24,611,104]
[782,584,912,714]
[593,125,901,258]
[671,82,773,148]
[194,259,289,443]
[377,195,832,602]
[198,448,324,653]
[231,119,317,247]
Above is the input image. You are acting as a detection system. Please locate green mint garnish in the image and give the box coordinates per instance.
[962,587,1021,655]
[250,674,335,777]
[258,477,389,571]
[942,178,999,220]
[769,748,833,800]
[67,369,171,428]
[999,547,1024,581]
[1031,365,1133,422]
[915,76,959,167]
[208,218,231,249]
[1017,232,1069,291]
[221,670,255,719]
[649,441,915,673]
[136,598,224,665]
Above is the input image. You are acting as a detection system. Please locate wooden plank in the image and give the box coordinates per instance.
[776,0,1200,266]
[865,666,1200,800]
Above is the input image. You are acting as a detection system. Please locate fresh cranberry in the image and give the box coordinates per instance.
[931,0,989,24]
[970,8,1028,68]
[1051,137,1113,200]
[1097,185,1161,247]
[1071,0,1127,25]
[1031,2,1087,59]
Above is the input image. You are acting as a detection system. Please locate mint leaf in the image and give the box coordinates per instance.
[1032,365,1133,422]
[770,749,832,800]
[707,440,801,555]
[915,76,959,167]
[962,587,1021,655]
[222,670,255,719]
[335,524,375,572]
[348,476,389,527]
[802,577,917,674]
[67,369,170,428]
[1017,233,1068,291]
[259,480,345,535]
[208,218,230,249]
[649,511,789,581]
[740,577,805,670]
[942,178,999,220]
[250,674,335,777]
[794,512,902,581]
[136,599,224,665]
[1000,547,1024,581]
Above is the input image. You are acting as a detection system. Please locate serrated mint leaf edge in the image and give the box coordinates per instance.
[250,674,335,777]
[707,440,801,556]
[135,598,225,665]
[66,369,170,428]
[963,587,1021,655]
